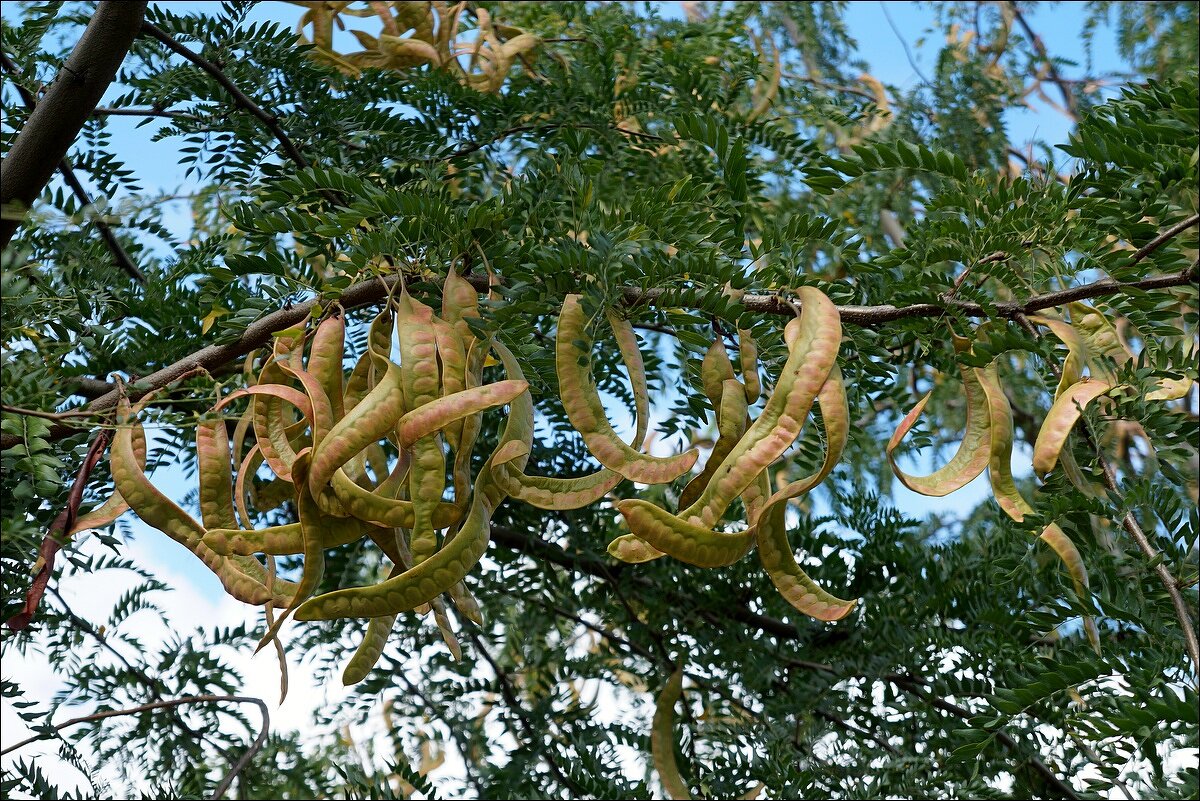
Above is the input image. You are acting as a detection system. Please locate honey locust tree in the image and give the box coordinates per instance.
[1,2,1197,799]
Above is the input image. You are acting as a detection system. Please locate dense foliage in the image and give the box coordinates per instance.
[1,2,1197,799]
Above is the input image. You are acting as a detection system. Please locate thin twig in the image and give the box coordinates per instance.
[0,51,145,283]
[463,629,586,796]
[92,106,202,121]
[887,674,1081,800]
[1008,1,1077,121]
[0,694,268,801]
[880,3,930,86]
[138,21,347,208]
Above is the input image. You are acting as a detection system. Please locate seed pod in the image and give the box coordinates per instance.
[607,533,665,564]
[111,399,293,607]
[557,294,698,485]
[678,378,749,511]
[490,341,624,510]
[678,287,840,527]
[886,336,990,497]
[737,328,761,404]
[1032,379,1113,477]
[977,362,1100,653]
[651,668,691,801]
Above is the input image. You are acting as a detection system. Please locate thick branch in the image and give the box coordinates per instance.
[0,1,149,249]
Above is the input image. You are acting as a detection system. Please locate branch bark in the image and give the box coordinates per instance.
[3,253,1196,451]
[0,1,149,249]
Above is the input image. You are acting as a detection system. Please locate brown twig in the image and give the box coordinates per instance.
[5,430,110,631]
[1008,1,1077,121]
[140,22,310,171]
[91,105,202,121]
[3,214,1196,452]
[0,694,268,800]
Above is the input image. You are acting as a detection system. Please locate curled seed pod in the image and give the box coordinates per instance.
[1030,314,1105,497]
[700,336,736,413]
[614,499,753,568]
[308,313,346,421]
[609,311,650,449]
[886,336,990,497]
[678,378,749,511]
[69,423,146,535]
[490,341,623,510]
[754,499,857,621]
[202,516,368,556]
[330,468,462,529]
[197,418,238,532]
[342,603,398,686]
[977,362,1101,654]
[651,668,691,801]
[396,380,529,447]
[308,309,406,499]
[1032,380,1113,477]
[111,399,293,607]
[748,370,857,623]
[557,294,698,485]
[432,315,469,451]
[397,291,446,565]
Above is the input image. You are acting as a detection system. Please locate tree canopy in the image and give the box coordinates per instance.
[1,2,1197,799]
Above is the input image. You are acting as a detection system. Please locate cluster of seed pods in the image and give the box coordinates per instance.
[291,1,539,92]
[83,282,865,693]
[886,303,1193,655]
[82,277,1192,796]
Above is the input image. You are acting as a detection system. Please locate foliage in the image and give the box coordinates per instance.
[1,2,1197,799]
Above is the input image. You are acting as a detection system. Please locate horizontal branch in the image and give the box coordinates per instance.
[3,252,1196,451]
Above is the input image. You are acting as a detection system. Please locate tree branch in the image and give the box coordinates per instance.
[0,694,268,800]
[0,1,149,249]
[4,243,1196,451]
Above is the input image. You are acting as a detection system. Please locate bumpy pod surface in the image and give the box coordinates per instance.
[557,294,698,484]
